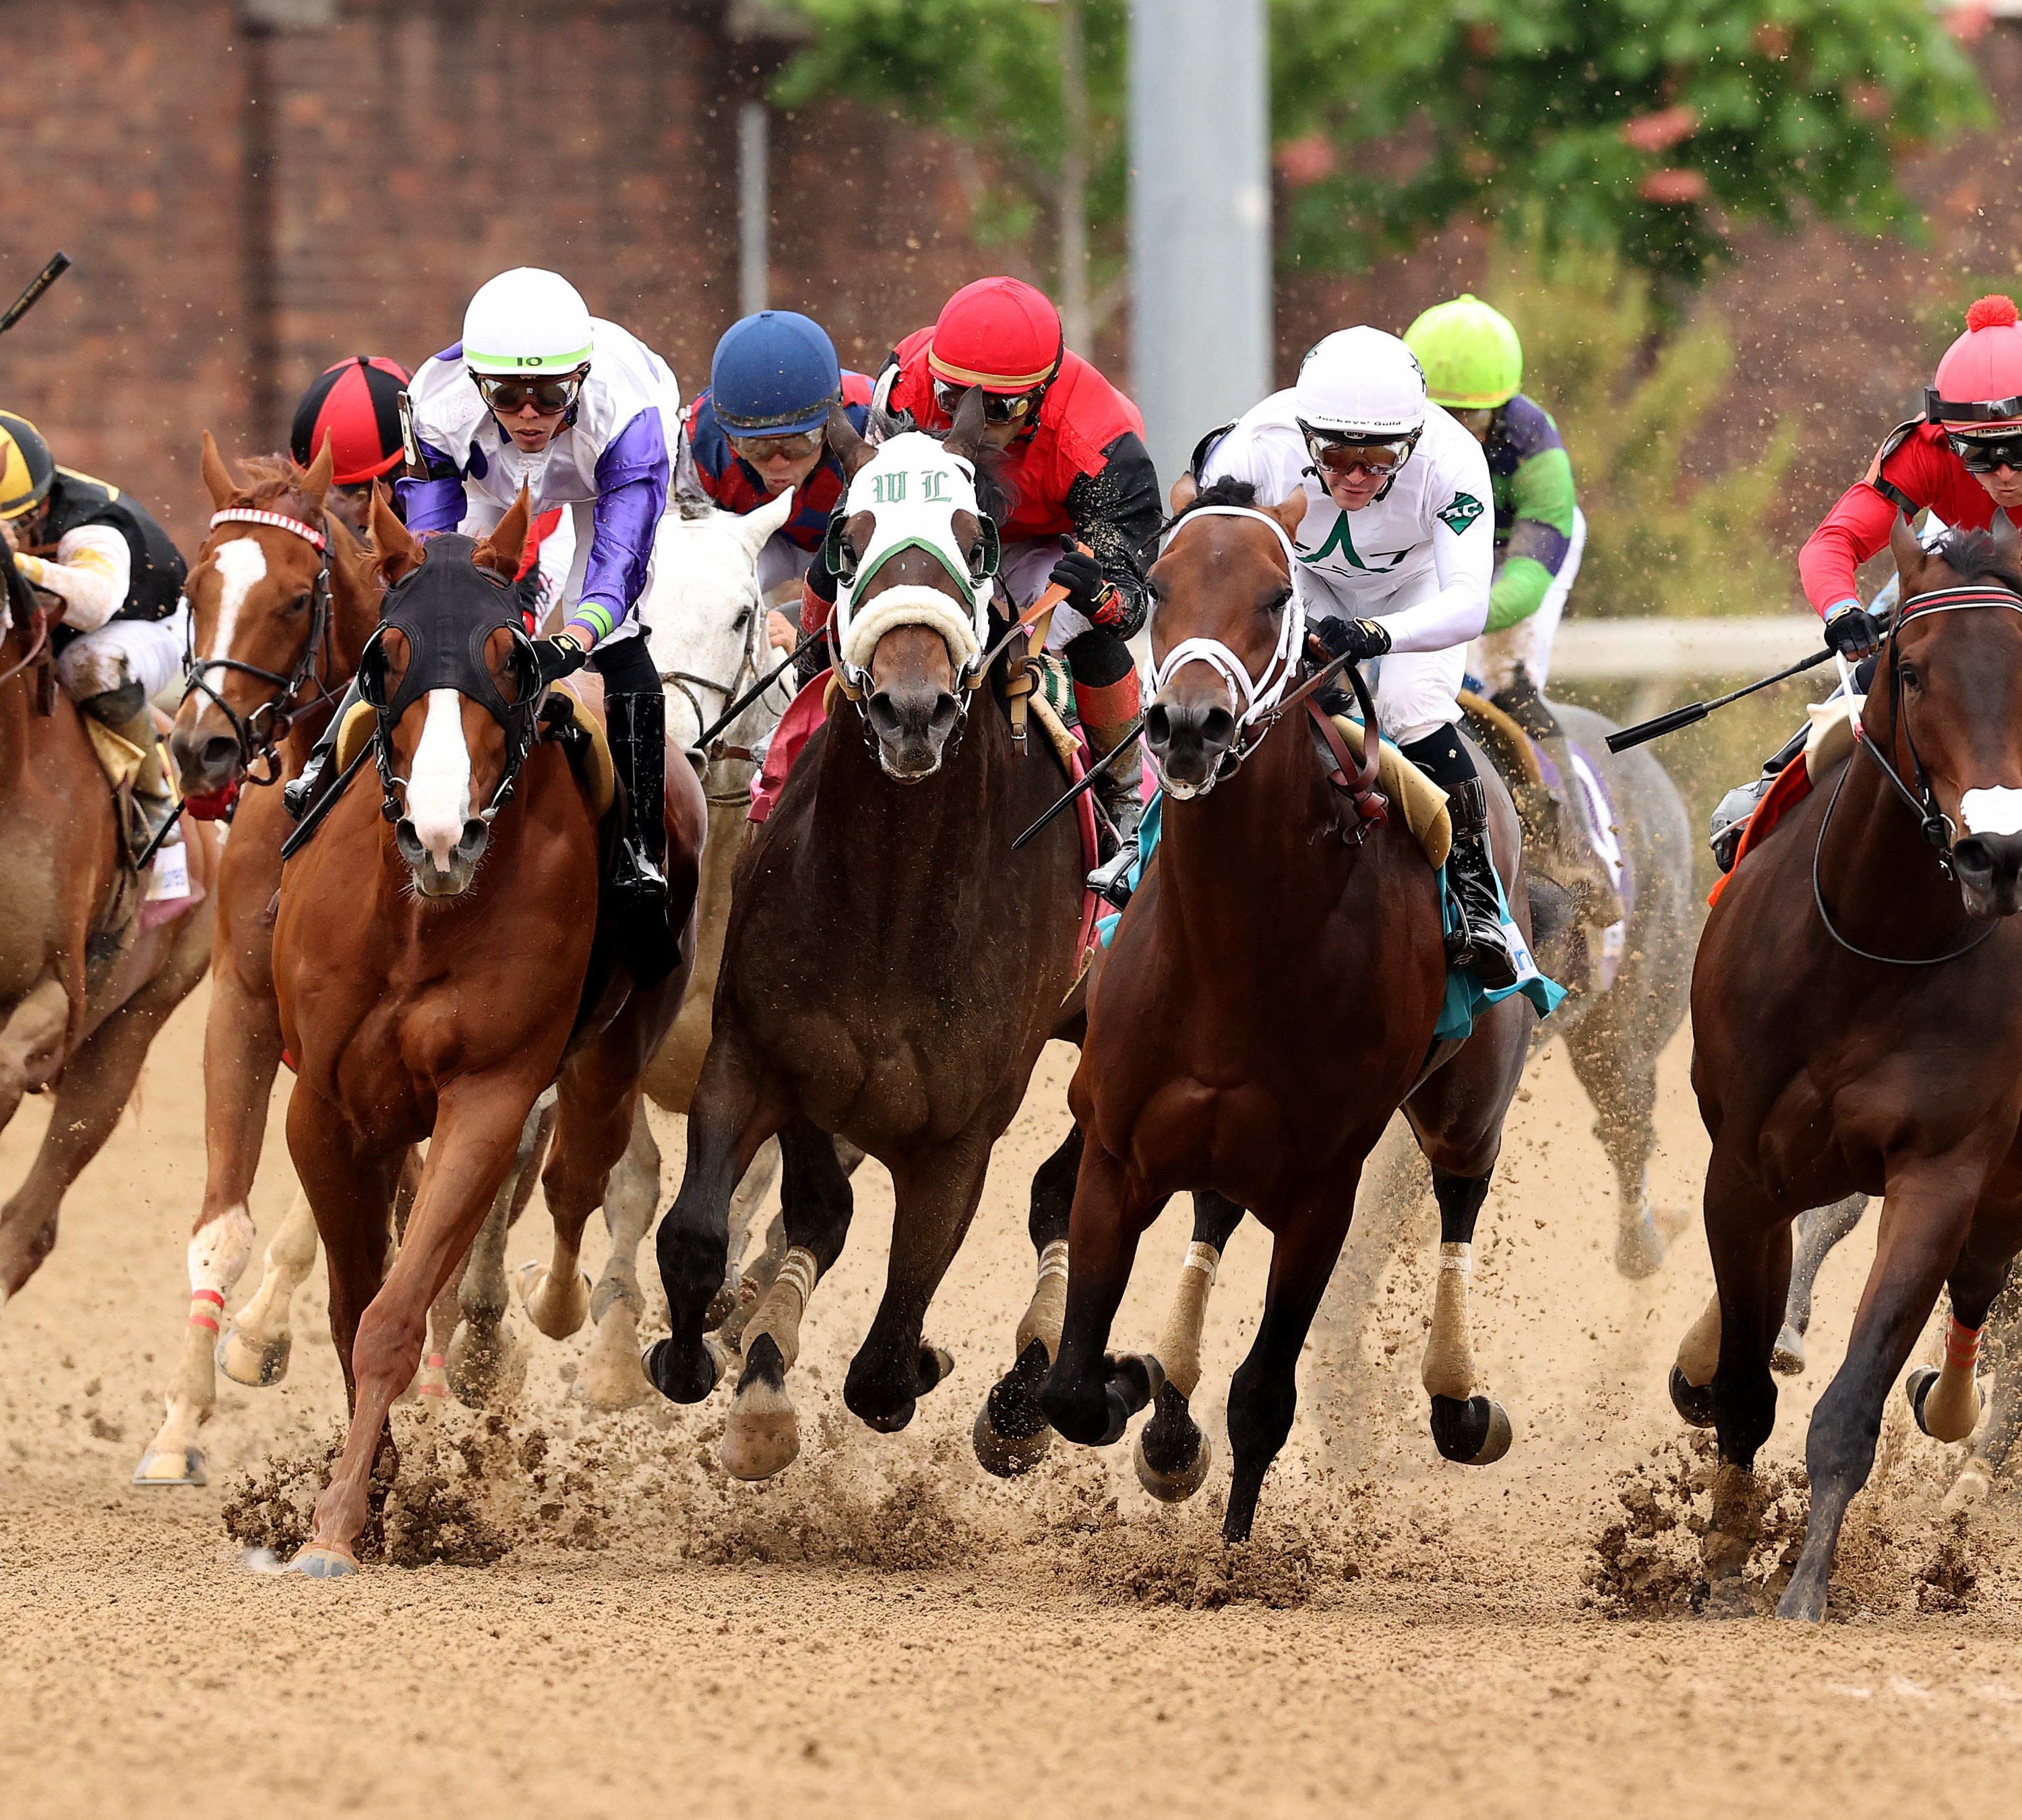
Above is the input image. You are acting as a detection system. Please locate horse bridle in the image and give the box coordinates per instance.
[1813,582,2022,965]
[179,508,336,787]
[659,584,779,805]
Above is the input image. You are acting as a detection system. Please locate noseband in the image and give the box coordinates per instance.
[660,584,778,805]
[179,508,336,786]
[1813,582,2022,965]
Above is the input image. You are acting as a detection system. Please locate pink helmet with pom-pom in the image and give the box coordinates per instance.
[1928,295,2022,431]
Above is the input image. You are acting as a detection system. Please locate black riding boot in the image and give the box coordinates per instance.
[606,689,674,977]
[1443,778,1520,990]
[282,677,362,822]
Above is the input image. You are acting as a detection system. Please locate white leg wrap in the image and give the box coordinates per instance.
[743,1246,818,1372]
[187,1203,256,1295]
[1676,1292,1722,1388]
[1014,1238,1070,1362]
[1154,1240,1221,1402]
[1421,1241,1477,1402]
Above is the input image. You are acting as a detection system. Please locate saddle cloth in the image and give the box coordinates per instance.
[1705,695,1862,908]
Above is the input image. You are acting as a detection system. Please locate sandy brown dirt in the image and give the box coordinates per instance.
[4,983,2021,1820]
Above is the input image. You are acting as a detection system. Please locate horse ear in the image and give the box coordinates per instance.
[1889,512,1926,593]
[826,400,874,480]
[943,384,991,464]
[200,430,237,508]
[371,483,425,584]
[1266,489,1309,541]
[299,432,335,507]
[474,485,532,581]
[1169,473,1199,516]
[738,482,799,556]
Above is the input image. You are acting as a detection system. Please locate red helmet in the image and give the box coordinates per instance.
[290,355,412,484]
[927,277,1063,393]
[1928,295,2022,430]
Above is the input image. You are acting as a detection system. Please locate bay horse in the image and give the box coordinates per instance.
[0,515,218,1316]
[274,489,702,1575]
[647,407,1093,1481]
[1680,520,2022,1620]
[1038,483,1539,1542]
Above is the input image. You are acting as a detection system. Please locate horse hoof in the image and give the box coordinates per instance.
[859,1396,918,1435]
[448,1318,526,1408]
[1771,1325,1807,1376]
[131,1444,207,1488]
[286,1544,360,1579]
[643,1333,727,1405]
[1612,1218,1667,1280]
[972,1398,1053,1478]
[1429,1393,1512,1465]
[516,1261,591,1341]
[917,1343,955,1394]
[1774,1572,1829,1625]
[1943,1456,1995,1513]
[1669,1364,1717,1429]
[721,1382,801,1480]
[1905,1366,1983,1443]
[1134,1412,1213,1503]
[216,1325,291,1388]
[575,1304,653,1412]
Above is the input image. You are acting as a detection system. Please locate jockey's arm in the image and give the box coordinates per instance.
[1797,427,1980,619]
[565,410,671,648]
[398,435,467,535]
[11,524,131,631]
[1064,430,1161,636]
[1378,477,1495,656]
[1485,442,1576,634]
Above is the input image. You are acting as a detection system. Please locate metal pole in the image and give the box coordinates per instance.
[739,100,770,318]
[1056,0,1091,352]
[1128,0,1271,489]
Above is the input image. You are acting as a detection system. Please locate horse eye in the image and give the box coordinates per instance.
[291,590,311,614]
[733,607,750,632]
[1899,664,1922,692]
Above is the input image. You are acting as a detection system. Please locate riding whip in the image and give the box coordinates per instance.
[1011,717,1145,851]
[689,632,823,752]
[0,252,71,338]
[1604,645,1837,753]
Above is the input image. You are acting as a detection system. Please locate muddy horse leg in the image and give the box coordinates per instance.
[578,1101,661,1411]
[1772,1194,1869,1376]
[1946,1269,2022,1508]
[1417,1166,1515,1467]
[447,1101,549,1407]
[1566,1013,1678,1281]
[974,1124,1084,1478]
[216,1190,317,1389]
[721,1116,853,1478]
[1133,1190,1246,1501]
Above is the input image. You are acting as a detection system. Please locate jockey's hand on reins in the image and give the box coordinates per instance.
[1049,539,1124,628]
[533,632,589,686]
[1824,601,1882,661]
[1308,617,1390,665]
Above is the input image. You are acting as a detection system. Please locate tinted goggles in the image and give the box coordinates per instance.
[933,379,1040,425]
[472,368,586,416]
[728,427,826,462]
[1301,427,1417,479]
[1949,429,2022,474]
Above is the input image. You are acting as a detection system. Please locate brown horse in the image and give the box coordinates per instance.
[0,526,217,1314]
[1680,520,2022,1621]
[274,490,702,1575]
[647,414,1092,1478]
[1038,485,1538,1542]
[129,435,387,1485]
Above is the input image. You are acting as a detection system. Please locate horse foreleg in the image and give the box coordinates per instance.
[714,1135,783,1332]
[0,978,83,1307]
[1133,1189,1246,1503]
[723,1116,852,1478]
[409,1264,461,1417]
[522,1070,632,1343]
[1946,1270,2022,1509]
[1772,1194,1869,1375]
[1566,1011,1677,1280]
[578,1101,661,1411]
[975,1124,1083,1478]
[1223,1182,1359,1544]
[1415,1165,1516,1468]
[445,1102,549,1409]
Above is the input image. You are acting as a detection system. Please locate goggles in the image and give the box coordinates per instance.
[1948,429,2022,475]
[932,379,1041,425]
[727,426,826,462]
[1299,424,1419,479]
[472,367,588,417]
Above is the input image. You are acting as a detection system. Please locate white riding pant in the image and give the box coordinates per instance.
[1307,566,1465,747]
[757,532,816,604]
[57,605,189,711]
[1468,506,1586,696]
[998,538,1103,651]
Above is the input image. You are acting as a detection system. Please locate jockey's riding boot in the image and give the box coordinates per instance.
[1444,778,1521,991]
[1082,715,1144,909]
[606,690,674,976]
[1708,720,1810,872]
[110,706,179,853]
[282,677,363,822]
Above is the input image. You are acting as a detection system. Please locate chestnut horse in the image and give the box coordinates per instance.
[1039,486,1538,1542]
[274,491,702,1574]
[0,529,217,1314]
[1680,521,2022,1621]
[647,410,1092,1480]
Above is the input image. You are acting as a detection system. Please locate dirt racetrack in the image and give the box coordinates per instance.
[3,981,2020,1820]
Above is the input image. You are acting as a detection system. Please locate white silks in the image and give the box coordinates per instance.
[832,432,997,687]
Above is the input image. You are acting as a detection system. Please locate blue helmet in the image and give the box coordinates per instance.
[710,310,841,437]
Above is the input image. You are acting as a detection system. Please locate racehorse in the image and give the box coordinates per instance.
[1680,520,2022,1620]
[1037,482,1539,1542]
[646,400,1094,1480]
[274,489,702,1575]
[0,510,217,1316]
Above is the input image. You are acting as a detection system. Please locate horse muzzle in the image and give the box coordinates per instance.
[168,710,244,799]
[1951,829,2022,919]
[1144,694,1236,798]
[396,816,491,898]
[865,683,961,783]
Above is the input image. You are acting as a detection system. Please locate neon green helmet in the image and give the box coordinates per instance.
[1403,295,1523,411]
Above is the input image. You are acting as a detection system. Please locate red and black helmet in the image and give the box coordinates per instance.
[290,355,412,484]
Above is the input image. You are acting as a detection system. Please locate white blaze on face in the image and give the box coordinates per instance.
[207,537,268,663]
[1961,786,2022,838]
[406,689,474,870]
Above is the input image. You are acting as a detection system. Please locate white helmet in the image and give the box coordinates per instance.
[462,268,595,375]
[1293,326,1428,439]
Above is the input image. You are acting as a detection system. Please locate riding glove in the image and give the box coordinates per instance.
[1823,601,1881,660]
[1310,616,1392,665]
[1050,541,1124,628]
[534,632,590,687]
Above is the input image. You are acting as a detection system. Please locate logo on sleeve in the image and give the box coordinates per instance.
[1437,491,1485,535]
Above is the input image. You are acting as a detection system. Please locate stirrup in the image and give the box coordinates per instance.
[1089,840,1138,911]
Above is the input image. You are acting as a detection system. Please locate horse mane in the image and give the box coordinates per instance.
[1931,526,2022,598]
[1147,476,1259,553]
[222,452,331,532]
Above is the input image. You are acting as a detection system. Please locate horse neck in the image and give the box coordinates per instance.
[0,635,32,792]
[1818,699,1969,940]
[810,684,1006,872]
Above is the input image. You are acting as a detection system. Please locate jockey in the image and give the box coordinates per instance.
[1404,294,1620,923]
[289,355,412,537]
[824,276,1159,869]
[1198,327,1519,988]
[286,268,681,923]
[1709,293,2022,868]
[682,309,874,620]
[0,408,188,847]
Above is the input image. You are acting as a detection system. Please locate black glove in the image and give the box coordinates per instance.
[1309,616,1392,665]
[533,632,590,687]
[1823,603,1881,660]
[1050,540,1125,627]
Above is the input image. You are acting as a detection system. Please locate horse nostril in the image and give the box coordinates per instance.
[866,694,902,740]
[1143,704,1171,751]
[1955,836,1994,878]
[1200,706,1236,752]
[927,693,959,738]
